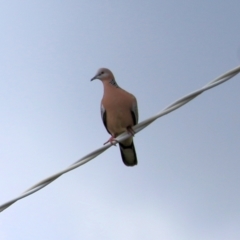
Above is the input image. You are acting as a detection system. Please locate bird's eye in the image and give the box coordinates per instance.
[101,71,104,74]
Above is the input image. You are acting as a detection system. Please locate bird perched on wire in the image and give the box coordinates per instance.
[91,68,138,166]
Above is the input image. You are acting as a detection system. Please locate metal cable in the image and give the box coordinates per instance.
[1,65,240,213]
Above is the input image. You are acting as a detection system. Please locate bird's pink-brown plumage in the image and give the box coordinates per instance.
[91,68,138,166]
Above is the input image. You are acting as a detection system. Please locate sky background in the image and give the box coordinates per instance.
[0,1,240,239]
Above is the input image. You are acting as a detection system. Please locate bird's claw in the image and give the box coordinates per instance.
[104,136,118,146]
[127,127,135,136]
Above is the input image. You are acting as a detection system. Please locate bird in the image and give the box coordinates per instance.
[91,68,138,166]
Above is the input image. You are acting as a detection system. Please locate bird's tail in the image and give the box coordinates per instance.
[119,141,137,166]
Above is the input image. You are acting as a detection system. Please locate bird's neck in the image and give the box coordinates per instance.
[103,78,120,89]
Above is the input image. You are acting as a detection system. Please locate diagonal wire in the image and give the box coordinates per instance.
[0,65,240,213]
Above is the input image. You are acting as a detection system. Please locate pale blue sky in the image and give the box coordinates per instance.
[0,1,240,239]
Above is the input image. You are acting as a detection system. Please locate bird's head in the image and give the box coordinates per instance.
[91,68,114,82]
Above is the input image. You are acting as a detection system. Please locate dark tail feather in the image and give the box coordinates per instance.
[119,142,137,167]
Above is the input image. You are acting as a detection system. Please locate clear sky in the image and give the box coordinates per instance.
[0,1,240,239]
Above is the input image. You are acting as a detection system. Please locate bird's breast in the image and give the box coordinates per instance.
[102,91,133,136]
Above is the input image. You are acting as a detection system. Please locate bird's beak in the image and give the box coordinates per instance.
[90,75,98,81]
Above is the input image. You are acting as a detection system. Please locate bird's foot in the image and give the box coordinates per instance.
[127,126,135,136]
[104,136,118,146]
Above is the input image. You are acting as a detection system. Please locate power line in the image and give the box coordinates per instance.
[1,65,240,213]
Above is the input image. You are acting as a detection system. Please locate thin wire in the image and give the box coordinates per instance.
[0,65,240,213]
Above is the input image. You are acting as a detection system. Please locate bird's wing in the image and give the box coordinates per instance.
[100,104,110,134]
[131,98,138,125]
